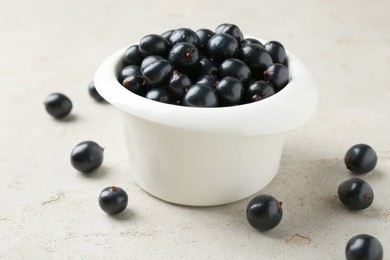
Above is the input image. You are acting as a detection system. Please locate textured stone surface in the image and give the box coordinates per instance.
[0,0,389,259]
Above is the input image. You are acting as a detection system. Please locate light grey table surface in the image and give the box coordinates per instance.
[1,0,389,259]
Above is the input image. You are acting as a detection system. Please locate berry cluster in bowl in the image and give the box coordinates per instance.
[118,23,289,107]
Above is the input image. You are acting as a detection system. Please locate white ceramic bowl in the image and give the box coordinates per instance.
[94,39,318,206]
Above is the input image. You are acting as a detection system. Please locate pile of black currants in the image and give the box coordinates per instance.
[119,23,289,107]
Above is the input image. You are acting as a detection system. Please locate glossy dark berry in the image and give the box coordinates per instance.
[183,84,218,107]
[246,195,283,231]
[215,23,243,43]
[140,56,172,87]
[124,45,144,66]
[145,87,173,104]
[264,41,287,64]
[215,76,243,106]
[344,144,378,174]
[196,28,215,52]
[346,234,383,260]
[70,141,104,173]
[207,33,239,63]
[119,65,141,82]
[219,58,251,83]
[44,93,72,118]
[168,71,192,98]
[161,29,174,42]
[241,38,264,48]
[263,63,289,92]
[169,28,200,47]
[99,186,128,215]
[197,75,218,88]
[169,42,200,70]
[246,80,275,102]
[122,74,146,96]
[338,178,374,210]
[239,44,273,79]
[139,34,169,57]
[88,81,105,102]
[197,57,219,77]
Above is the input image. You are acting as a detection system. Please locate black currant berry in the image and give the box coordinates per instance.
[344,144,378,174]
[88,81,105,102]
[161,29,175,42]
[241,38,264,48]
[197,57,219,77]
[140,56,172,87]
[264,41,287,64]
[215,23,244,43]
[70,141,104,173]
[219,58,251,83]
[44,93,72,119]
[122,74,146,96]
[119,65,141,82]
[169,28,200,47]
[207,33,239,63]
[139,34,169,57]
[197,75,218,88]
[99,186,128,215]
[183,84,218,107]
[168,71,192,98]
[124,45,144,66]
[346,234,383,260]
[196,28,215,52]
[239,44,273,79]
[215,76,243,106]
[338,178,374,210]
[169,42,200,70]
[263,63,289,92]
[145,88,173,104]
[245,80,275,103]
[246,195,283,231]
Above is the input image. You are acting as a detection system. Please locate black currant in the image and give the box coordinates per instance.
[344,144,378,174]
[207,33,239,63]
[99,186,128,215]
[124,45,144,66]
[215,23,244,43]
[88,81,105,102]
[346,234,383,260]
[245,80,275,103]
[145,88,173,104]
[219,58,251,83]
[70,141,104,173]
[139,34,169,57]
[264,41,287,64]
[196,75,218,88]
[140,56,172,87]
[196,28,215,52]
[168,71,192,98]
[241,38,264,48]
[119,65,141,82]
[161,29,175,42]
[197,57,219,77]
[338,178,374,210]
[215,76,243,106]
[44,93,72,119]
[169,42,200,70]
[246,195,283,231]
[239,44,273,79]
[263,63,289,92]
[183,84,218,107]
[122,74,146,96]
[169,28,200,47]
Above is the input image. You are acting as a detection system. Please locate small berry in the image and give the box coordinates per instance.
[44,93,72,118]
[139,34,169,57]
[264,41,287,64]
[246,80,275,102]
[344,144,377,174]
[239,44,273,79]
[246,195,283,231]
[88,81,105,102]
[183,84,218,107]
[124,45,144,66]
[145,88,173,104]
[263,63,289,92]
[169,42,200,70]
[99,186,128,215]
[215,76,243,105]
[140,56,172,87]
[70,141,104,173]
[346,234,383,260]
[219,58,251,83]
[207,33,239,63]
[215,23,244,43]
[169,28,200,47]
[338,178,374,210]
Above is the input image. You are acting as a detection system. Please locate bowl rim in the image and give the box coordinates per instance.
[94,37,318,135]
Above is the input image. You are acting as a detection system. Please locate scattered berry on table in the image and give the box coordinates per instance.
[99,186,128,215]
[344,144,378,174]
[88,81,105,102]
[345,234,383,260]
[246,194,283,231]
[338,178,374,210]
[70,141,104,173]
[44,93,73,119]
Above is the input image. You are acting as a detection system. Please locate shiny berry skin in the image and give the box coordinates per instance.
[239,44,273,79]
[241,38,264,47]
[140,57,172,87]
[122,74,146,96]
[183,84,218,107]
[88,81,105,102]
[246,195,283,231]
[197,57,219,77]
[119,65,141,82]
[196,29,215,52]
[139,34,169,57]
[246,80,275,102]
[215,76,243,106]
[264,41,287,64]
[161,29,174,42]
[207,33,239,63]
[145,88,173,104]
[169,42,200,70]
[346,234,383,260]
[44,93,73,118]
[338,178,374,210]
[344,144,378,174]
[168,71,192,98]
[197,75,218,88]
[70,141,104,173]
[169,28,199,47]
[263,63,289,92]
[99,186,128,215]
[219,58,251,83]
[124,45,144,66]
[215,23,243,43]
